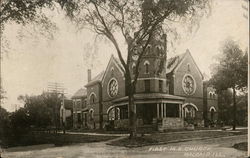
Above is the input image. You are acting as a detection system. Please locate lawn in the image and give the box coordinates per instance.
[2,132,118,148]
[233,142,247,151]
[109,129,247,147]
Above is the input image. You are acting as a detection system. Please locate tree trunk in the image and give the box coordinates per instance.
[128,93,137,138]
[232,87,236,130]
[125,73,137,138]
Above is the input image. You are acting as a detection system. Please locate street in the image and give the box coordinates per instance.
[2,134,247,158]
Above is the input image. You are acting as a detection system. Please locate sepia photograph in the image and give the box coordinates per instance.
[0,0,249,158]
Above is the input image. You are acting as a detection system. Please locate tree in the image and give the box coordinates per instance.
[0,0,77,24]
[17,92,63,129]
[210,39,248,130]
[65,0,211,137]
[0,0,78,55]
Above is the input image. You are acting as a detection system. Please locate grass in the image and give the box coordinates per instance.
[2,132,117,148]
[109,129,247,148]
[108,136,158,148]
[233,142,247,151]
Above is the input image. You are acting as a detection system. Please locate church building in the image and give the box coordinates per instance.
[72,49,218,131]
[72,0,218,131]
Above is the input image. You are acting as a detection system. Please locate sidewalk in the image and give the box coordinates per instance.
[62,127,247,137]
[59,131,129,137]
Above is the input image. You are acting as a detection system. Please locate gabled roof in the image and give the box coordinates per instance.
[72,88,87,99]
[85,71,105,87]
[101,55,125,84]
[166,52,186,74]
[166,49,203,79]
[85,55,124,87]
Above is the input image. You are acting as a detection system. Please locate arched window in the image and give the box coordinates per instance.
[187,63,190,72]
[89,109,94,120]
[108,107,120,120]
[183,103,198,119]
[145,64,149,74]
[156,46,161,56]
[132,63,136,75]
[146,45,151,54]
[111,67,114,76]
[90,93,96,104]
[212,93,216,99]
[209,92,212,98]
[211,109,215,121]
[144,60,150,74]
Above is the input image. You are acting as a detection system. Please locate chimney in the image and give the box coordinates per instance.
[87,69,91,82]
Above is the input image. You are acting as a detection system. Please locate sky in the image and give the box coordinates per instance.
[1,0,249,112]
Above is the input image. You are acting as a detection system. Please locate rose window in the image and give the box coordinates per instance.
[182,75,196,95]
[108,79,118,97]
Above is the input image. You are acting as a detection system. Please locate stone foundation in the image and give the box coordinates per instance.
[158,117,184,131]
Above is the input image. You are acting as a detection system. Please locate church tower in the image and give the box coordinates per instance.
[130,0,167,93]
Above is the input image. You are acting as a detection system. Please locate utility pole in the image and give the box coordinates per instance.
[47,82,66,133]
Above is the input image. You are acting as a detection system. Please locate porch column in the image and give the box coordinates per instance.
[179,104,182,118]
[164,103,166,118]
[134,104,136,113]
[182,105,185,118]
[157,103,160,118]
[161,103,164,118]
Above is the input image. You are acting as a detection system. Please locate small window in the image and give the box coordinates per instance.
[213,94,216,99]
[187,64,190,72]
[144,61,150,74]
[209,93,212,98]
[111,68,114,76]
[132,65,136,75]
[90,94,95,104]
[146,45,151,54]
[156,46,161,56]
[145,63,149,74]
[145,80,150,92]
[90,109,94,120]
[159,80,163,92]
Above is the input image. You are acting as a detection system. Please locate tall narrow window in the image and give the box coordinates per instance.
[187,64,190,72]
[159,80,163,92]
[145,80,150,92]
[145,63,149,74]
[90,94,95,104]
[132,65,136,75]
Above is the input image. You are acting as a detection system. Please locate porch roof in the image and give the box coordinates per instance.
[112,93,185,105]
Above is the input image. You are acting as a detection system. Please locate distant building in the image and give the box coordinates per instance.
[72,88,87,129]
[59,98,73,129]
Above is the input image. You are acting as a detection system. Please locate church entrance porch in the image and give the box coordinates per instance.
[111,93,186,131]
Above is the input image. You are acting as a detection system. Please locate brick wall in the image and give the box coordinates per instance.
[173,53,204,119]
